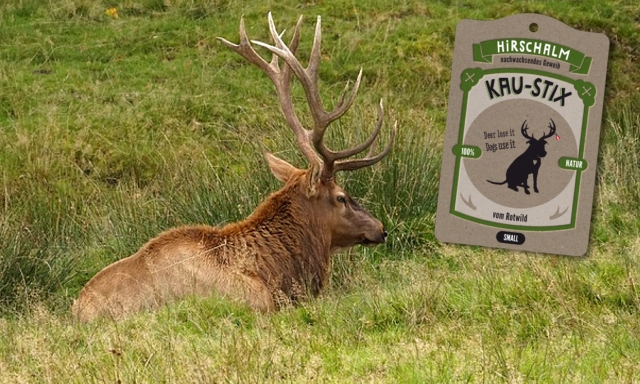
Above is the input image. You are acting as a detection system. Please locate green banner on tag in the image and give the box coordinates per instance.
[472,39,592,74]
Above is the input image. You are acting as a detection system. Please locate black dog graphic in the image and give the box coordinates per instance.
[487,119,556,194]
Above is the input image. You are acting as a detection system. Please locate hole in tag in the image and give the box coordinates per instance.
[529,23,539,32]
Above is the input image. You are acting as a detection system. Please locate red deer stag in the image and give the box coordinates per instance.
[72,13,396,322]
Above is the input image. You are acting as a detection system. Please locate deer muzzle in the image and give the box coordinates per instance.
[361,226,388,246]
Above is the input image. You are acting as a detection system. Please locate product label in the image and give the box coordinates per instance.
[435,14,609,256]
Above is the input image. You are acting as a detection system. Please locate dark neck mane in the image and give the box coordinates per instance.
[219,182,331,304]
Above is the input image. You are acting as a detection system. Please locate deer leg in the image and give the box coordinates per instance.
[522,179,530,194]
[532,160,541,193]
[239,276,276,312]
[506,175,518,192]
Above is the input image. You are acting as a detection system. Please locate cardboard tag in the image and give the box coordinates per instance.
[435,14,609,256]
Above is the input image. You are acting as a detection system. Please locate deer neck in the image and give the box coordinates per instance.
[222,184,332,296]
[242,184,311,226]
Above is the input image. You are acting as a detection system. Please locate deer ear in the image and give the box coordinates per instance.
[305,163,321,197]
[264,152,299,183]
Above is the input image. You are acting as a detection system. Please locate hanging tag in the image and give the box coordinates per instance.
[435,14,609,256]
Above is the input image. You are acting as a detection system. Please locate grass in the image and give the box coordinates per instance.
[0,0,639,382]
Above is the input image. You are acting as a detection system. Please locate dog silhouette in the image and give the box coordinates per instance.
[487,119,556,194]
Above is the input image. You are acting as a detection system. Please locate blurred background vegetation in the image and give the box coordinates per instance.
[0,0,639,381]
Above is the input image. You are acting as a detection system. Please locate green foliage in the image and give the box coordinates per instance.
[0,0,639,381]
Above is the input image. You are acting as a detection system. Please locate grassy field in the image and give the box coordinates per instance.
[1,0,639,382]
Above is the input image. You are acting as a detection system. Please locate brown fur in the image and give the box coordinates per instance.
[72,157,386,322]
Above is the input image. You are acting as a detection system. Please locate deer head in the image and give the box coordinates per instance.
[521,119,556,158]
[218,13,397,250]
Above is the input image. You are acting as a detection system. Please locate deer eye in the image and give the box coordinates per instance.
[336,195,347,204]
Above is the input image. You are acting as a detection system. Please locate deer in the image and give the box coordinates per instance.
[72,13,397,322]
[487,119,556,194]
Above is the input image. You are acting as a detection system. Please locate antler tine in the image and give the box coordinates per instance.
[307,15,322,82]
[334,119,398,173]
[217,17,275,77]
[322,99,385,163]
[521,120,533,139]
[328,69,363,122]
[288,15,303,55]
[542,118,556,139]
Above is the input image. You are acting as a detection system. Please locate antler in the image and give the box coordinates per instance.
[541,118,556,140]
[521,120,533,139]
[217,12,396,181]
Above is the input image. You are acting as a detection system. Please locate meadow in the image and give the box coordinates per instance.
[0,0,639,382]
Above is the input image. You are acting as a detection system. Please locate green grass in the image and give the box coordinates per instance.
[1,0,639,382]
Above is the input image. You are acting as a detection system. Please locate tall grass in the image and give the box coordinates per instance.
[0,0,639,381]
